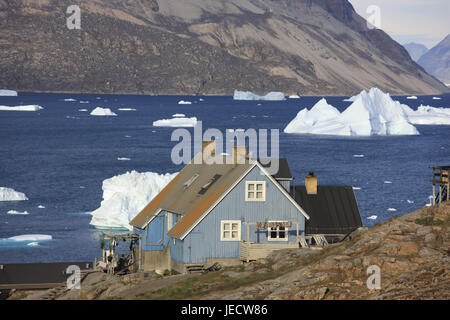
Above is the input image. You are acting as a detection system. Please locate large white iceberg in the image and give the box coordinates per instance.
[0,187,28,201]
[233,90,286,101]
[284,88,420,136]
[90,107,117,116]
[401,105,450,125]
[89,170,178,230]
[0,105,43,111]
[0,89,18,96]
[153,116,198,127]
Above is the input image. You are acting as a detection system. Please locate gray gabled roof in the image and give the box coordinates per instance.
[291,185,362,235]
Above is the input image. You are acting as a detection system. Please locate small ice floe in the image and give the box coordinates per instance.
[7,210,29,215]
[387,208,397,212]
[79,186,85,189]
[199,98,205,102]
[172,113,186,118]
[117,157,131,161]
[0,105,43,111]
[352,187,361,190]
[90,107,117,116]
[263,115,269,118]
[289,95,301,99]
[233,90,286,101]
[8,234,52,241]
[63,98,77,102]
[152,130,156,133]
[367,215,378,220]
[407,200,414,204]
[66,116,80,119]
[0,187,28,201]
[432,97,441,100]
[406,96,418,100]
[257,103,262,106]
[79,101,89,104]
[118,108,136,111]
[153,117,198,127]
[96,97,102,100]
[178,100,192,105]
[38,205,45,209]
[27,242,39,246]
[125,135,132,138]
[0,89,18,96]
[78,109,88,112]
[384,181,393,184]
[353,154,364,158]
[251,115,256,118]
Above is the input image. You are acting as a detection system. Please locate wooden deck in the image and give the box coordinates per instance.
[239,242,299,262]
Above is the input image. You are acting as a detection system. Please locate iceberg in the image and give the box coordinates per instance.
[117,157,131,161]
[289,94,301,99]
[0,187,28,201]
[0,105,43,111]
[178,100,192,105]
[233,90,286,101]
[8,234,52,241]
[284,88,420,136]
[406,96,418,100]
[153,116,198,127]
[7,210,29,215]
[432,97,442,100]
[401,104,450,125]
[367,215,378,220]
[172,113,186,117]
[89,170,178,230]
[64,98,77,102]
[118,108,136,111]
[78,109,88,112]
[0,89,18,96]
[90,107,117,116]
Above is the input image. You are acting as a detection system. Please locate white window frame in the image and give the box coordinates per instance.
[245,181,266,202]
[220,220,241,241]
[267,221,289,242]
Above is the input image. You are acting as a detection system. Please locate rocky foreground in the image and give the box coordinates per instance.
[10,202,449,300]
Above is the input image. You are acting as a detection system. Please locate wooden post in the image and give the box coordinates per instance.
[246,223,250,263]
[439,185,442,204]
[432,184,436,205]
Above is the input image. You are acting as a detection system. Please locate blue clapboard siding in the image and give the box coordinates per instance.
[172,166,305,264]
[278,180,291,191]
[135,210,173,251]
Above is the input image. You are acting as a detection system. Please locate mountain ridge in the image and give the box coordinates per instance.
[0,0,447,95]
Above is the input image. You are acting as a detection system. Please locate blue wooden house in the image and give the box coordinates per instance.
[130,141,312,273]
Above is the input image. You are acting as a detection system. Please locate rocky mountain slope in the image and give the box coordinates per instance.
[10,201,449,300]
[418,35,450,85]
[0,0,447,95]
[404,43,428,62]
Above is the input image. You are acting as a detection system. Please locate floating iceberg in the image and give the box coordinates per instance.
[90,107,117,116]
[367,215,377,220]
[284,88,420,136]
[406,96,418,100]
[117,157,131,161]
[353,154,365,158]
[8,234,52,241]
[387,208,397,212]
[401,105,450,125]
[79,109,88,112]
[118,108,136,111]
[153,116,198,127]
[0,105,43,111]
[178,100,192,105]
[7,210,29,215]
[233,90,285,101]
[0,89,18,96]
[0,187,28,201]
[289,94,301,99]
[38,205,45,209]
[64,98,77,102]
[79,101,89,104]
[89,170,178,230]
[432,97,442,100]
[172,113,185,117]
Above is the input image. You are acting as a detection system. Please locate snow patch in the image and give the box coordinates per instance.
[89,170,178,230]
[0,187,28,201]
[233,90,285,101]
[90,107,117,116]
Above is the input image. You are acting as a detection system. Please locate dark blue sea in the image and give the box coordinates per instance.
[0,92,449,263]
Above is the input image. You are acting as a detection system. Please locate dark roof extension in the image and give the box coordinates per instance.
[291,185,362,235]
[259,158,292,180]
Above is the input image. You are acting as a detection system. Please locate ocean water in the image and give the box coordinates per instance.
[0,92,449,263]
